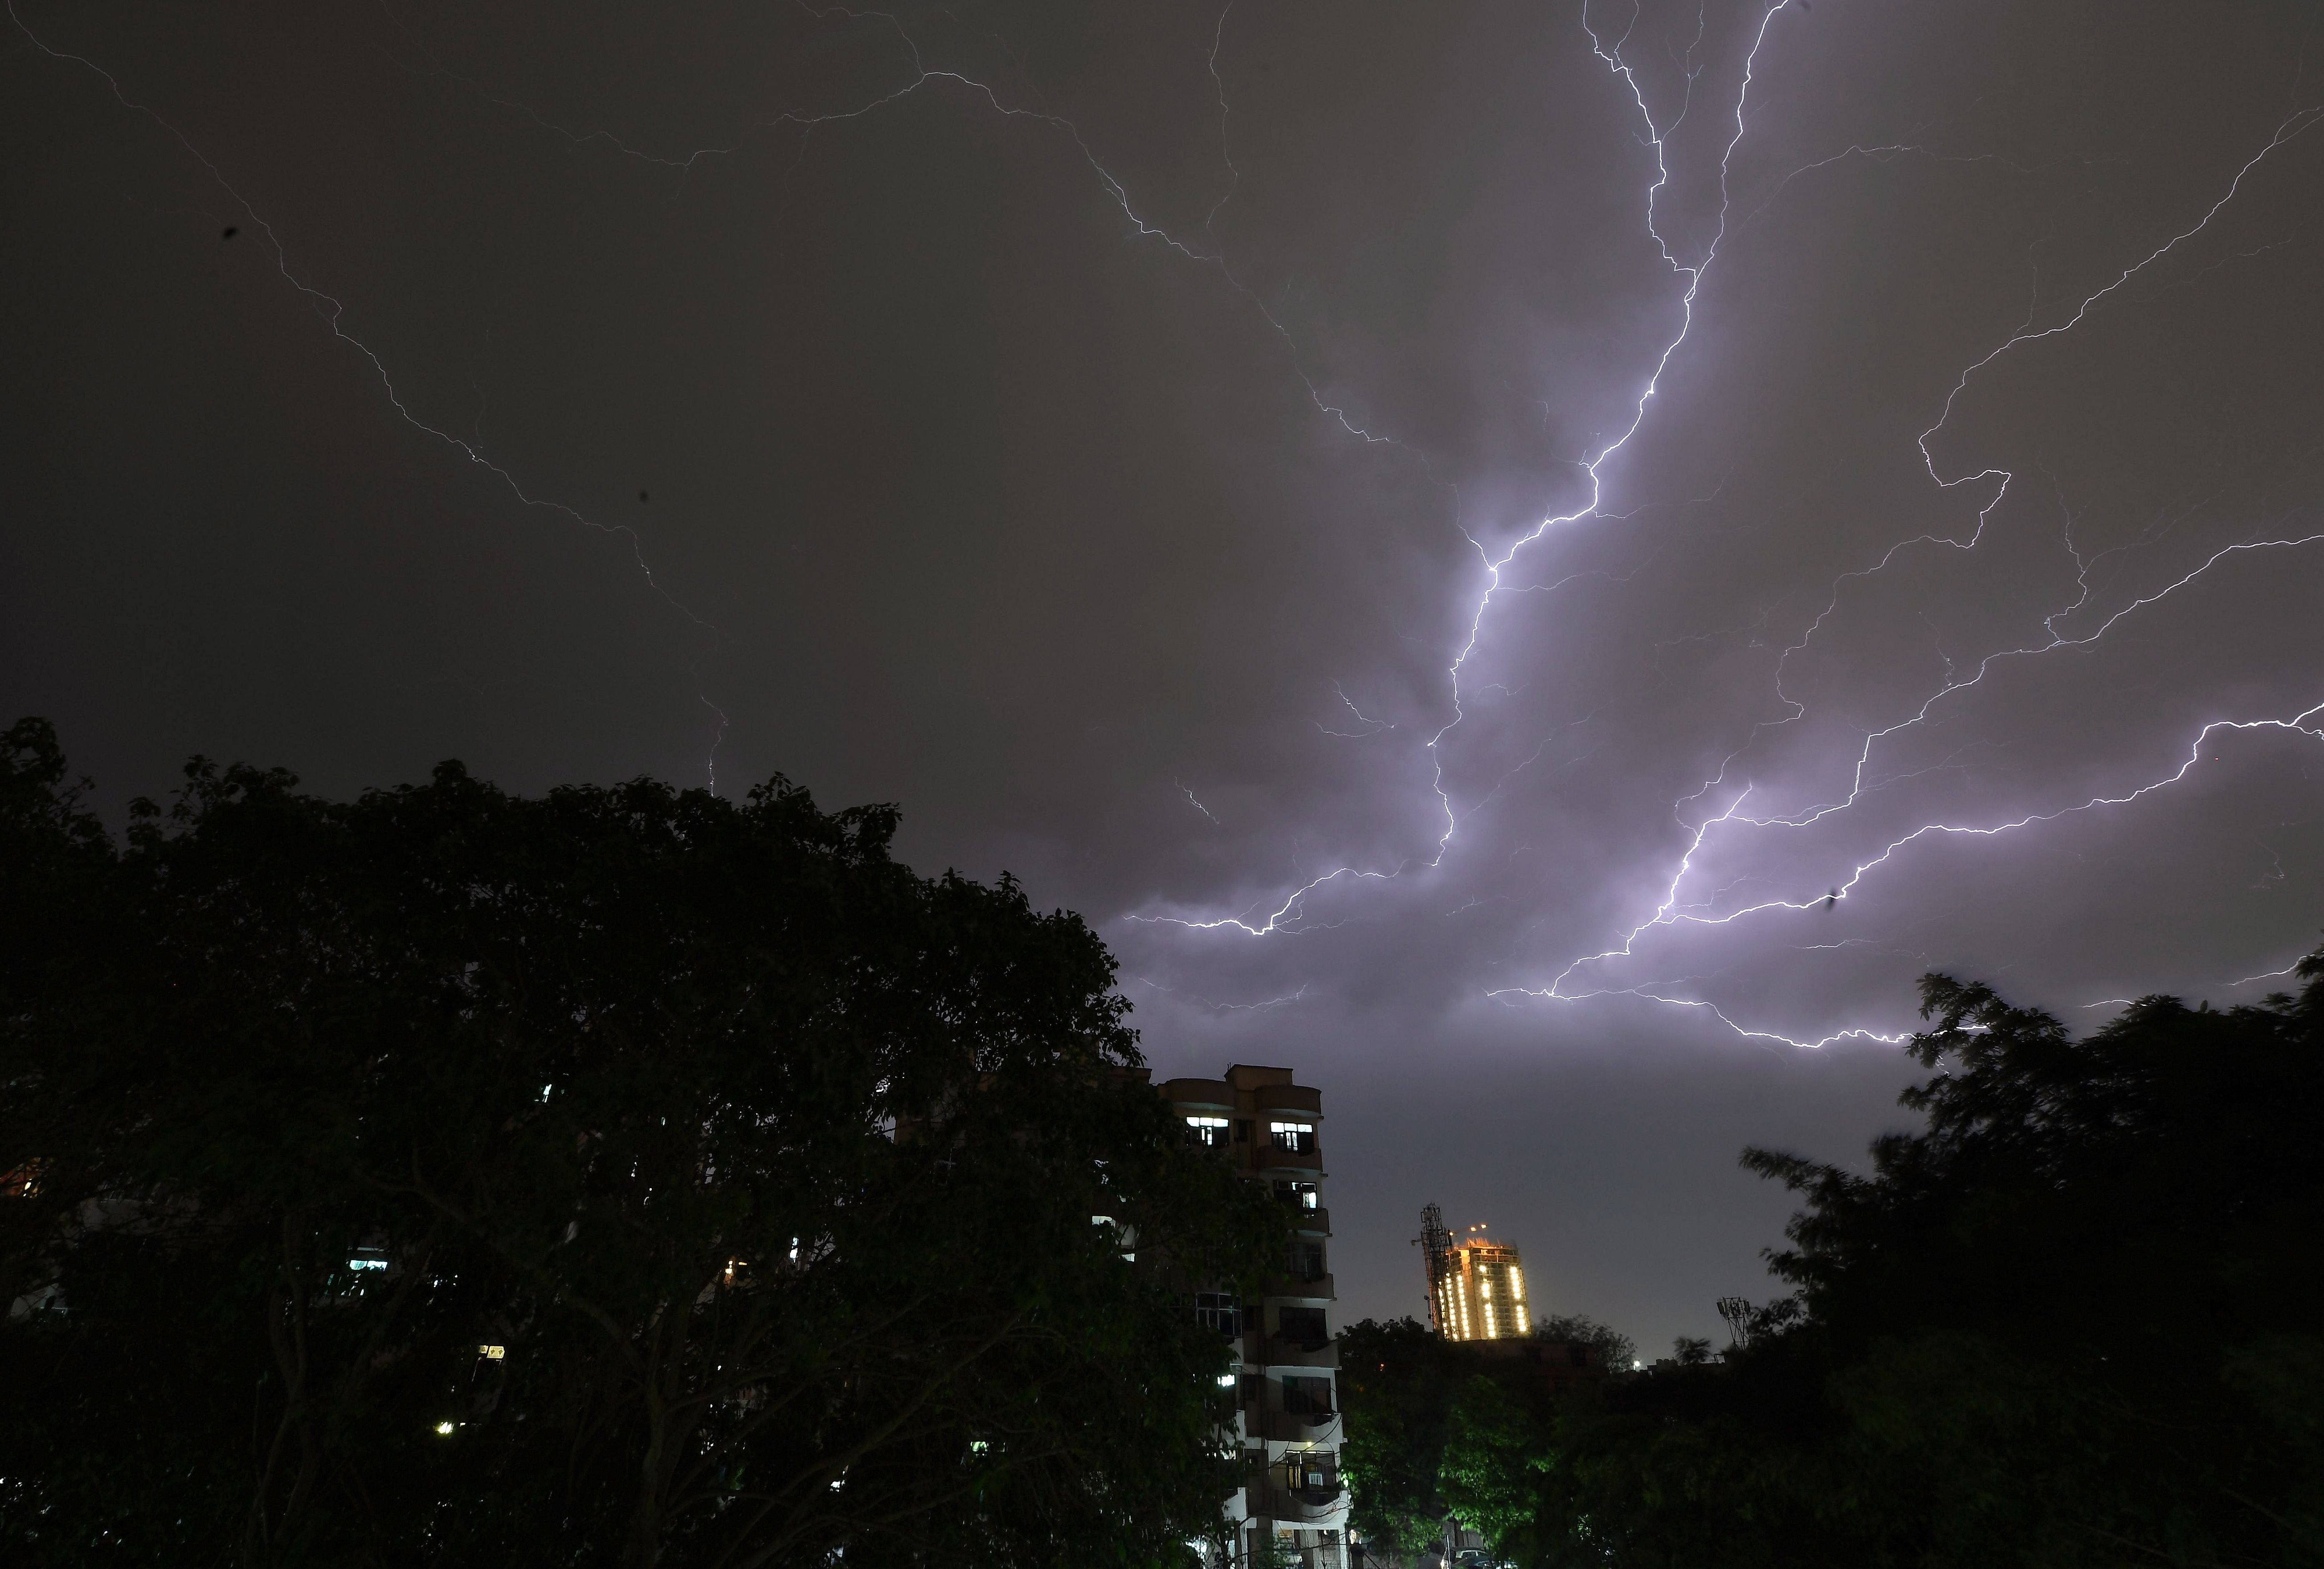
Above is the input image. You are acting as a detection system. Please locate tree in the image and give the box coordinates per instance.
[0,719,1282,1567]
[1735,964,2324,1566]
[1534,1313,1634,1373]
[1339,1317,1466,1557]
[1439,1374,1547,1558]
[1349,950,2324,1568]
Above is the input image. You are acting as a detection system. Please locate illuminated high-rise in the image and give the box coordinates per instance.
[1421,1214,1530,1343]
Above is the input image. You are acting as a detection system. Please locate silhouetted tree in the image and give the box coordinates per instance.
[1534,1312,1634,1372]
[1350,948,2324,1568]
[0,718,1280,1568]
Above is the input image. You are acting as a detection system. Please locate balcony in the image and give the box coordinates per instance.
[1289,1205,1331,1235]
[1250,1083,1320,1115]
[1256,1407,1340,1443]
[1259,1336,1339,1371]
[1252,1483,1348,1525]
[1251,1144,1323,1174]
[1262,1272,1335,1303]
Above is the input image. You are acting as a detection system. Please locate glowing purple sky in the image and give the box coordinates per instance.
[5,0,2319,1349]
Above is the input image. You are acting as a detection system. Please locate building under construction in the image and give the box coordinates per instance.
[1418,1203,1531,1342]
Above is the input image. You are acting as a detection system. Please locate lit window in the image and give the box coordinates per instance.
[478,1344,506,1361]
[1185,1116,1230,1148]
[1268,1122,1315,1154]
[434,1421,455,1436]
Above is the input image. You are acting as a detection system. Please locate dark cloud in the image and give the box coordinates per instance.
[4,0,2319,1348]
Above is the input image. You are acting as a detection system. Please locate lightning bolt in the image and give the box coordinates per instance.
[1142,10,2320,1048]
[7,0,741,783]
[17,0,1448,794]
[27,0,2314,1046]
[1133,0,1797,937]
[1493,96,2324,1046]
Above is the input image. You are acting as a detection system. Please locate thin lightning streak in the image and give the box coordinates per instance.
[1917,105,2324,511]
[7,0,740,777]
[17,0,1364,795]
[5,6,707,621]
[1316,681,1396,738]
[1135,977,1310,1012]
[1202,1,1241,238]
[1740,142,2047,230]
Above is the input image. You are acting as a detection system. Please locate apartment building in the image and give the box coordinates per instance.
[1160,1064,1349,1569]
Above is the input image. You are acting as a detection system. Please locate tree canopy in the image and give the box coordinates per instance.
[1344,951,2324,1569]
[0,718,1280,1568]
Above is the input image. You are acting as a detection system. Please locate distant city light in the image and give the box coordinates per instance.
[434,1421,455,1436]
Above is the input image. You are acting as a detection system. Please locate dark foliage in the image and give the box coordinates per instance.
[0,718,1282,1568]
[1355,951,2324,1569]
[1339,1316,1468,1555]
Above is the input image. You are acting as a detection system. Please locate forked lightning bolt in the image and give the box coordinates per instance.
[1498,97,2324,1046]
[1130,0,1796,939]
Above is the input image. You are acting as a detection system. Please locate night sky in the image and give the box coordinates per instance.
[7,0,2321,1353]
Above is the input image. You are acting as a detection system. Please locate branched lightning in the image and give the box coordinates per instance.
[1134,0,1796,937]
[1143,8,2321,1048]
[1528,103,2324,1042]
[28,0,2317,1043]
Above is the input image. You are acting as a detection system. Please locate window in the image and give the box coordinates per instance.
[1276,1306,1328,1348]
[1282,1375,1333,1416]
[1286,1242,1326,1283]
[1268,1121,1315,1154]
[1273,1180,1320,1210]
[1285,1454,1337,1491]
[1184,1115,1229,1148]
[1194,1292,1241,1338]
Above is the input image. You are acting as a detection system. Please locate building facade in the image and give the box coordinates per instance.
[1160,1065,1349,1569]
[1419,1205,1531,1343]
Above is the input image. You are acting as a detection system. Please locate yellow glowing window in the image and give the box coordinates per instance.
[478,1344,506,1361]
[1185,1116,1230,1148]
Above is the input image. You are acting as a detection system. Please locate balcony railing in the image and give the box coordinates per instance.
[1260,1336,1339,1370]
[1263,1272,1335,1302]
[1257,1407,1340,1443]
[1252,1483,1348,1525]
